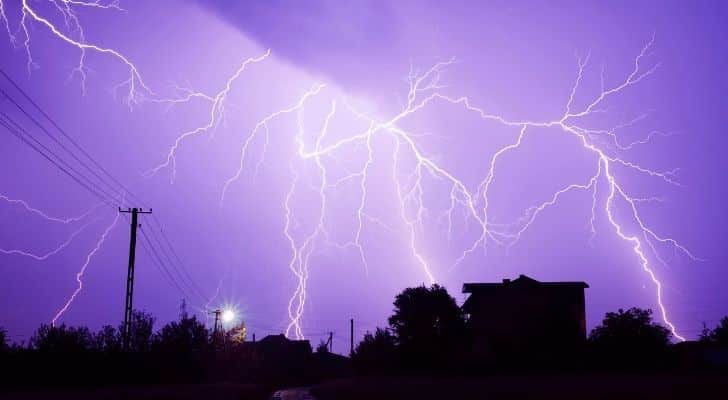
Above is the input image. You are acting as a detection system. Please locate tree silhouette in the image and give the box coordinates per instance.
[589,308,670,368]
[30,324,93,353]
[226,322,247,345]
[154,313,209,354]
[94,324,121,353]
[699,323,712,343]
[711,317,728,344]
[152,313,211,382]
[0,326,7,351]
[388,284,465,369]
[316,339,330,354]
[351,328,398,373]
[700,316,728,345]
[120,309,155,352]
[589,308,671,346]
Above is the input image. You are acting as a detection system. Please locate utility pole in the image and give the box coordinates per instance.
[119,207,152,351]
[350,318,354,356]
[210,309,222,347]
[328,331,333,353]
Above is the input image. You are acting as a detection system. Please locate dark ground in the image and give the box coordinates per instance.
[310,374,728,400]
[2,383,273,400]
[4,374,728,399]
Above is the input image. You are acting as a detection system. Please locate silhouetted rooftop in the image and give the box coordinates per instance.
[462,274,589,293]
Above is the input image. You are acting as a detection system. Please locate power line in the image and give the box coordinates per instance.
[140,222,208,305]
[0,84,125,201]
[0,69,142,205]
[0,112,116,204]
[120,214,177,293]
[0,110,210,339]
[136,225,199,302]
[0,71,139,208]
[1,71,214,309]
[150,215,209,302]
[0,94,199,319]
[2,80,208,305]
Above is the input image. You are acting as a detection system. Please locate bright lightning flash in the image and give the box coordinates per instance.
[0,2,697,344]
[210,36,695,342]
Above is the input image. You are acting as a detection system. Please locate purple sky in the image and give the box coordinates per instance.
[0,0,726,352]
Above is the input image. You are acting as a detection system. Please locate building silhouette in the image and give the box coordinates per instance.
[462,274,588,361]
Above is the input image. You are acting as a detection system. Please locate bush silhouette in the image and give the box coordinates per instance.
[30,324,94,353]
[589,307,670,368]
[352,328,398,374]
[154,313,209,354]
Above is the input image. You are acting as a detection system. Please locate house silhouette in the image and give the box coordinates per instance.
[462,274,588,362]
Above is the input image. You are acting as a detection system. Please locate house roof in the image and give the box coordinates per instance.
[462,274,589,293]
[255,334,312,355]
[259,334,311,346]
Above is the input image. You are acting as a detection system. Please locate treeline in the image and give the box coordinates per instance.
[2,284,728,389]
[0,309,284,389]
[350,284,728,375]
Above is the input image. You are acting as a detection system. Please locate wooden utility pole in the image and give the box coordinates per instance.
[350,318,354,356]
[119,207,152,351]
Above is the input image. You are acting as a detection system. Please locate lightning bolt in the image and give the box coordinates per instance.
[0,217,97,260]
[0,1,15,45]
[147,49,272,182]
[51,210,120,326]
[214,36,695,341]
[0,194,102,260]
[204,272,225,311]
[324,117,377,276]
[1,193,98,223]
[282,161,304,338]
[282,100,337,338]
[1,0,149,103]
[2,2,696,342]
[221,83,326,202]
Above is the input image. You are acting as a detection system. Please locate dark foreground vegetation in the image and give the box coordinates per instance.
[0,309,348,400]
[2,284,727,399]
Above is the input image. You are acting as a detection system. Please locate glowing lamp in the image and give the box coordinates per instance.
[222,309,236,324]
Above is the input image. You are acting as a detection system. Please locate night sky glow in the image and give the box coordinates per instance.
[1,1,726,352]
